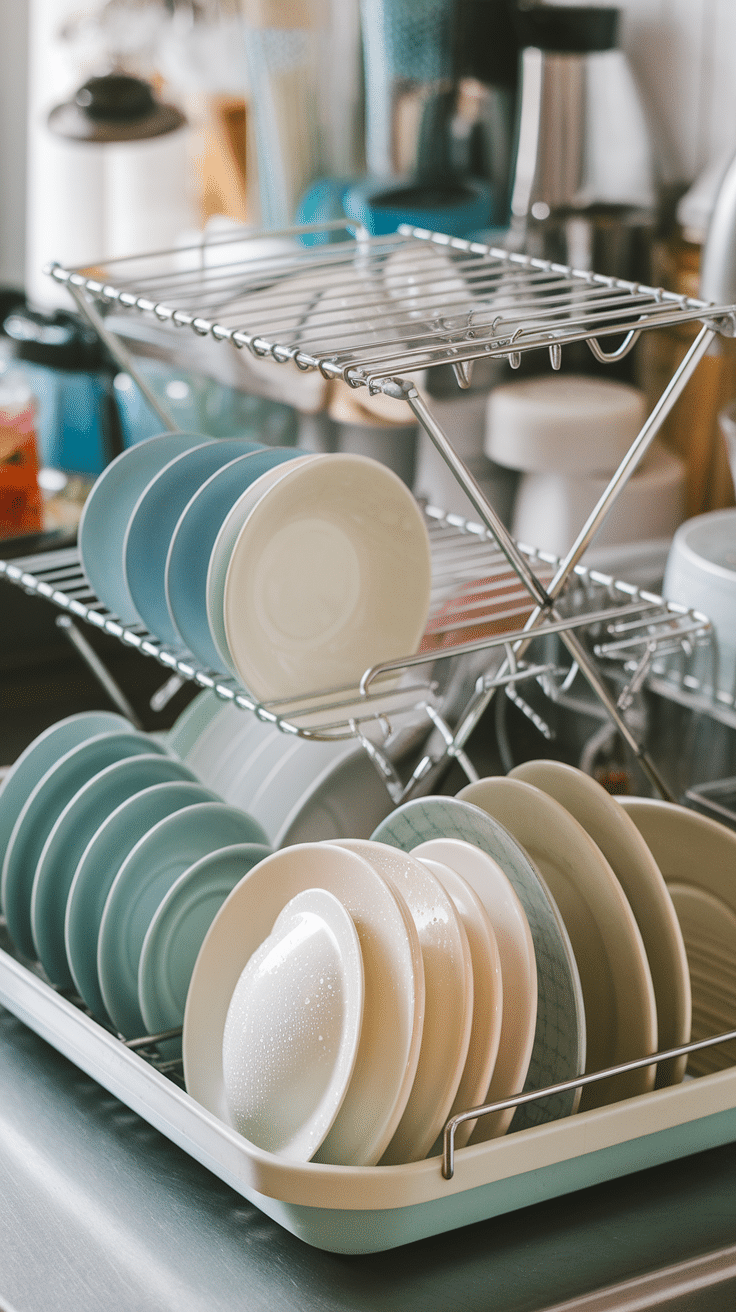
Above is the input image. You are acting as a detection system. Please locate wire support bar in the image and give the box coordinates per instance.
[442,1027,736,1179]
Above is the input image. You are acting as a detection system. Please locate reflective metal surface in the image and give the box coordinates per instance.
[2,1006,736,1311]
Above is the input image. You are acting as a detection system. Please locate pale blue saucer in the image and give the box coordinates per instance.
[31,751,200,989]
[124,437,263,644]
[97,800,270,1038]
[65,778,220,1024]
[371,795,586,1132]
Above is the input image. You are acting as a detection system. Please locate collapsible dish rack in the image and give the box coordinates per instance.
[2,219,736,1253]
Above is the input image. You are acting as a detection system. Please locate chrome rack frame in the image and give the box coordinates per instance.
[44,220,736,802]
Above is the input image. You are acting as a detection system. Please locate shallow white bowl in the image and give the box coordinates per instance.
[662,508,736,692]
[221,452,433,702]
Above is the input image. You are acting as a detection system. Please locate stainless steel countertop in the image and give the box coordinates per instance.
[1,1008,736,1312]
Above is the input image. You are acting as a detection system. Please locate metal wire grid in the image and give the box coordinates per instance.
[0,508,714,741]
[46,222,735,389]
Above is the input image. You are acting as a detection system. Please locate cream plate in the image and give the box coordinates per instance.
[222,887,365,1161]
[184,842,425,1167]
[414,848,503,1147]
[412,836,530,1141]
[618,797,736,1078]
[206,454,317,675]
[509,759,691,1087]
[667,882,736,1077]
[332,839,473,1163]
[460,777,658,1111]
[372,795,584,1132]
[222,452,432,702]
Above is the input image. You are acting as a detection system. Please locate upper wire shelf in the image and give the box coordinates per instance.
[45,221,736,391]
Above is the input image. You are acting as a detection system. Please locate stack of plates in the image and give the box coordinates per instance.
[0,711,270,1045]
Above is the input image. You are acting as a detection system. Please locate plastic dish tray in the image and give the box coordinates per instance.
[2,937,736,1255]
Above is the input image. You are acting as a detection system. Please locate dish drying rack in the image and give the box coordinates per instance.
[1,221,736,1252]
[32,217,736,804]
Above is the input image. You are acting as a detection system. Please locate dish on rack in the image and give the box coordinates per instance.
[165,446,305,670]
[508,760,691,1088]
[77,431,214,624]
[458,776,658,1111]
[1,727,168,961]
[411,843,507,1144]
[220,452,433,703]
[165,689,225,760]
[222,886,365,1161]
[0,710,129,891]
[333,840,473,1164]
[30,750,199,989]
[123,437,262,644]
[184,842,425,1167]
[138,840,271,1044]
[65,778,221,1023]
[617,797,736,1077]
[663,508,736,692]
[97,800,270,1038]
[371,795,585,1131]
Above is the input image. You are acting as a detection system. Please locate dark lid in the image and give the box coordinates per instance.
[2,305,110,371]
[513,5,620,53]
[48,72,186,143]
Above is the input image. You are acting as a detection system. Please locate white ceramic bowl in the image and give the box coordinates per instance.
[221,452,433,702]
[662,508,736,692]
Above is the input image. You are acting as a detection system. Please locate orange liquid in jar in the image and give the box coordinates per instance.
[0,388,42,540]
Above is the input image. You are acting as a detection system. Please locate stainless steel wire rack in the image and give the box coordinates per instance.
[42,219,736,802]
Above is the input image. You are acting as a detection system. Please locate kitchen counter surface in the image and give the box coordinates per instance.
[1,1007,736,1312]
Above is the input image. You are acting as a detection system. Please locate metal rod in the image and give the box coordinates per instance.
[442,1025,736,1179]
[65,283,180,433]
[56,615,144,729]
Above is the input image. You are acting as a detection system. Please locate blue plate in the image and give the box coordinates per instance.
[138,841,271,1049]
[78,431,214,623]
[0,710,129,907]
[1,729,163,961]
[165,446,303,671]
[123,437,263,644]
[30,751,200,989]
[371,795,585,1132]
[65,778,220,1024]
[97,800,270,1037]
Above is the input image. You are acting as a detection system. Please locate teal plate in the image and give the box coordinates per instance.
[138,841,271,1048]
[65,778,220,1024]
[371,795,585,1132]
[31,751,200,989]
[97,801,270,1037]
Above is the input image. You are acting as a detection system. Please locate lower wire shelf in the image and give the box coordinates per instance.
[2,921,736,1255]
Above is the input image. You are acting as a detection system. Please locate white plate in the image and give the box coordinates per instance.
[667,882,736,1077]
[137,841,271,1042]
[97,800,270,1038]
[166,447,305,671]
[65,779,220,1024]
[410,849,503,1148]
[0,710,129,906]
[78,431,213,623]
[30,749,195,988]
[222,452,433,702]
[207,454,318,675]
[372,795,583,1132]
[222,886,365,1161]
[165,690,225,761]
[184,842,425,1167]
[123,438,262,643]
[2,728,159,961]
[460,777,657,1111]
[509,760,691,1087]
[618,796,736,1077]
[413,838,526,1142]
[332,839,473,1163]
